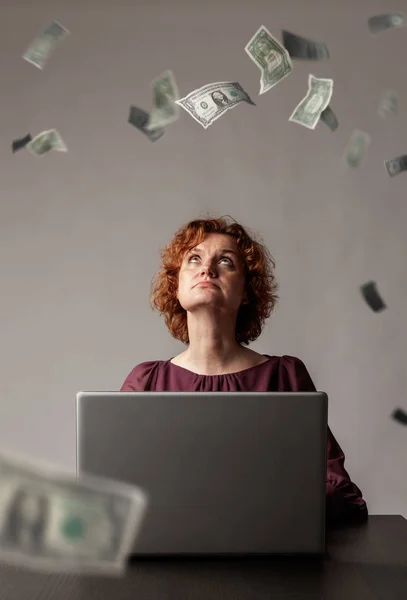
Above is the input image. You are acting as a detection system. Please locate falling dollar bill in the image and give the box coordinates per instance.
[320,105,338,131]
[175,81,254,129]
[12,134,32,153]
[282,30,329,60]
[384,154,407,177]
[344,130,370,168]
[289,74,333,130]
[128,105,165,142]
[360,281,386,312]
[0,449,148,575]
[245,25,293,94]
[368,13,405,34]
[23,21,70,69]
[378,90,398,118]
[26,130,67,156]
[392,408,407,426]
[145,70,180,131]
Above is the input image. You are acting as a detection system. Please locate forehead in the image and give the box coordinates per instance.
[189,233,238,252]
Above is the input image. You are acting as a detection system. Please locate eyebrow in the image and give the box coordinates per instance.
[188,247,237,256]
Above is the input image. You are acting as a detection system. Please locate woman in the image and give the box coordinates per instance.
[121,216,368,526]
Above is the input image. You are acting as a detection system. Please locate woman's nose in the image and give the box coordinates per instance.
[200,264,215,276]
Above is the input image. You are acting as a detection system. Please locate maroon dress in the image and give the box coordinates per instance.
[120,354,368,526]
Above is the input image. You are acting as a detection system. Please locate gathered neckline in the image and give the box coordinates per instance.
[167,355,273,377]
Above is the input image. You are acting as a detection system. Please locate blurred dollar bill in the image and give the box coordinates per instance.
[378,90,398,117]
[175,81,254,129]
[360,281,386,312]
[128,106,165,142]
[26,130,68,156]
[344,130,370,168]
[12,134,32,153]
[368,13,404,34]
[384,154,407,177]
[392,408,407,425]
[0,449,148,575]
[23,21,70,69]
[282,30,329,60]
[145,70,180,131]
[320,105,338,131]
[245,25,292,94]
[289,74,333,130]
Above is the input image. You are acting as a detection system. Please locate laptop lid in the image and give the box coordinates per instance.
[76,391,328,555]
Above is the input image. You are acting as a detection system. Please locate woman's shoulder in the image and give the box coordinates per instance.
[120,359,168,391]
[262,354,308,367]
[274,354,316,390]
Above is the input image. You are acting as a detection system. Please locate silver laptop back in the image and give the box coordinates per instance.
[76,391,327,555]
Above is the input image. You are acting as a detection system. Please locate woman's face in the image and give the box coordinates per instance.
[176,233,247,316]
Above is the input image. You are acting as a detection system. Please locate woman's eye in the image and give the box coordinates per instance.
[189,255,232,265]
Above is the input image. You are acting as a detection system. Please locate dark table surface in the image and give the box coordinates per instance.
[1,515,406,600]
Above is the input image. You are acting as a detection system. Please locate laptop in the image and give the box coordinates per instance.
[76,391,328,556]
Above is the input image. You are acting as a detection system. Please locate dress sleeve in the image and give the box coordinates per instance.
[120,361,159,391]
[282,355,368,525]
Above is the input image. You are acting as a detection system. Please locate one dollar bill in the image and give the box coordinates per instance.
[282,30,329,60]
[26,129,68,156]
[0,449,148,575]
[368,13,404,34]
[344,130,371,168]
[384,154,407,177]
[320,105,339,131]
[360,281,386,312]
[245,25,293,94]
[377,90,398,118]
[128,106,165,142]
[145,70,180,131]
[12,134,32,153]
[23,21,70,69]
[175,81,254,129]
[289,74,333,130]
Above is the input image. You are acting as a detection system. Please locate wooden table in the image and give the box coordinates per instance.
[1,516,406,600]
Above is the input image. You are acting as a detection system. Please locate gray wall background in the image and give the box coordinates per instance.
[1,0,406,518]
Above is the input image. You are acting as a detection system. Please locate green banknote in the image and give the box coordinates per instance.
[245,25,293,94]
[23,21,69,69]
[289,74,333,130]
[26,130,68,156]
[0,449,148,575]
[145,70,180,131]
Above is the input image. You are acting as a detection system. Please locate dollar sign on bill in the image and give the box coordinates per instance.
[145,70,180,131]
[23,21,70,69]
[368,13,405,34]
[282,30,329,60]
[245,25,293,94]
[289,74,333,130]
[344,130,370,168]
[384,154,407,177]
[175,81,255,129]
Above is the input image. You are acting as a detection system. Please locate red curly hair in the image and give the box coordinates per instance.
[150,215,279,346]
